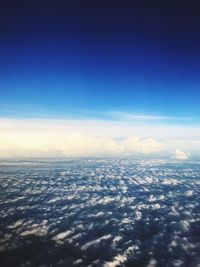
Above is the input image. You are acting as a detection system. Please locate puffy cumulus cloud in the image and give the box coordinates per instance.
[173,149,189,160]
[63,134,124,156]
[0,130,161,157]
[0,129,162,157]
[123,137,163,154]
[63,136,164,156]
[0,118,199,158]
[0,125,123,157]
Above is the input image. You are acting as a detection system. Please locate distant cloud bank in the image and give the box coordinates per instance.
[0,118,199,158]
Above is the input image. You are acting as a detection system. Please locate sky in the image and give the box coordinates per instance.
[0,0,200,158]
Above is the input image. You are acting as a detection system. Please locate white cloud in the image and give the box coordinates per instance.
[123,137,163,154]
[107,111,192,121]
[0,118,199,157]
[174,149,189,160]
[63,134,124,156]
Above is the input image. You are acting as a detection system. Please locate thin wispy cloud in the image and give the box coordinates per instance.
[72,109,197,123]
[107,111,194,122]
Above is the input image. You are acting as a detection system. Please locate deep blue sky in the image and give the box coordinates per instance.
[0,0,200,119]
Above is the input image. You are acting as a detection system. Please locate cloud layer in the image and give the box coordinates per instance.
[0,118,199,158]
[1,158,200,266]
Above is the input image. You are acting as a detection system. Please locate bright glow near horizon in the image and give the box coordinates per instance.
[0,116,199,159]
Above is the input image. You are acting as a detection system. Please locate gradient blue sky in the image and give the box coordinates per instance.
[0,1,200,119]
[0,1,200,157]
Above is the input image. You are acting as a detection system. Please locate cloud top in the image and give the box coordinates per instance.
[0,118,199,158]
[174,149,189,160]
